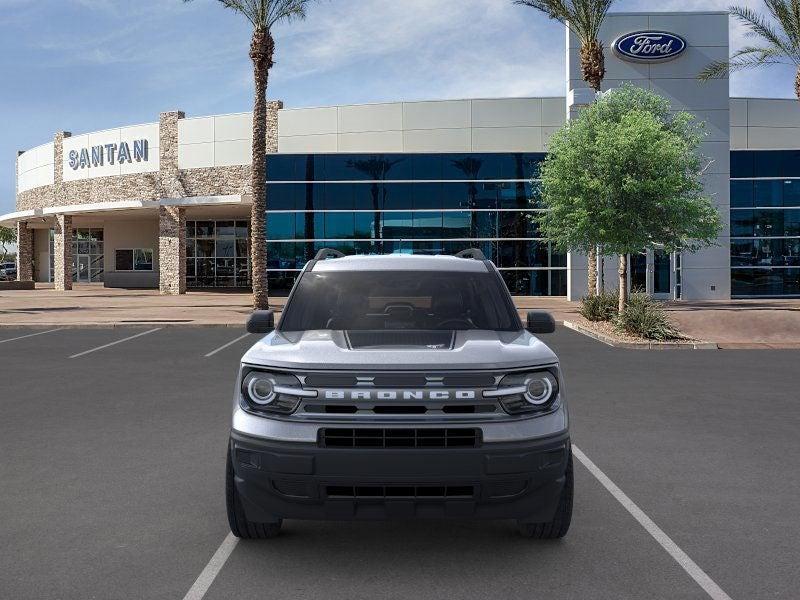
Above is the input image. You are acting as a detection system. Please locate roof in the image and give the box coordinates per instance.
[310,253,490,273]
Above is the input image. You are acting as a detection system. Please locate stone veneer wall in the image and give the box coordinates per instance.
[158,206,186,294]
[16,102,283,212]
[16,222,33,281]
[53,214,73,291]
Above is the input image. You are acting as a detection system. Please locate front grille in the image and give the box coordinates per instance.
[320,428,480,448]
[325,485,475,499]
[304,404,496,415]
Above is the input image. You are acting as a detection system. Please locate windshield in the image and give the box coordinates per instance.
[279,270,521,332]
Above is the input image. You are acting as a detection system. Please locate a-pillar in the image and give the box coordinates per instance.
[159,205,186,295]
[16,221,33,282]
[53,214,73,291]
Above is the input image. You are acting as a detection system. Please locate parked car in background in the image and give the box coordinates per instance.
[0,262,16,281]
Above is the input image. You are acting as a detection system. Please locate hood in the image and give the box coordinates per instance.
[241,329,558,371]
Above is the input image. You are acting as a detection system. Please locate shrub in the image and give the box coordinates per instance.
[614,293,684,340]
[579,290,619,322]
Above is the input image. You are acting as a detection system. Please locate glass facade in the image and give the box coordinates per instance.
[186,220,251,288]
[731,151,800,297]
[264,153,567,296]
[47,228,105,283]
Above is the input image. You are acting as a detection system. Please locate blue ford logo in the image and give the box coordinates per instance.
[613,31,686,62]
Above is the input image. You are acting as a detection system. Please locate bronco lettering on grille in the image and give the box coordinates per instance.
[323,390,477,400]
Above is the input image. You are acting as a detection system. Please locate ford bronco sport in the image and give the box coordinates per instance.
[227,249,572,539]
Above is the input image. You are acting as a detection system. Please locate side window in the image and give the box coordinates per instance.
[115,249,154,271]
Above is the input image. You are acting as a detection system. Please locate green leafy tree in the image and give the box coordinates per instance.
[699,2,800,100]
[0,226,15,263]
[515,0,616,294]
[535,85,722,313]
[184,0,315,309]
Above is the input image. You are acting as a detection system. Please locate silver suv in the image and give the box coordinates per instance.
[227,249,572,539]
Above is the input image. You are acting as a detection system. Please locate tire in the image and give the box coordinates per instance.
[226,449,282,539]
[517,449,573,539]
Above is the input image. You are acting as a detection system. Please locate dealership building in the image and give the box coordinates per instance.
[4,11,800,299]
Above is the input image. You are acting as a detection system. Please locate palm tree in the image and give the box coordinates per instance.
[699,2,800,101]
[515,0,616,295]
[185,0,314,309]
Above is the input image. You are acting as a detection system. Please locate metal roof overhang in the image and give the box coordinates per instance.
[0,194,246,227]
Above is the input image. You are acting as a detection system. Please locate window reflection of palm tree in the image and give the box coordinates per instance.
[348,157,405,243]
[450,157,483,240]
[303,157,315,263]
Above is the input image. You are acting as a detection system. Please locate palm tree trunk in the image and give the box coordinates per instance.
[249,29,274,310]
[618,254,628,314]
[796,67,800,102]
[580,40,604,296]
[580,40,605,93]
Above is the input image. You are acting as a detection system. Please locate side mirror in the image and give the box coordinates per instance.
[526,311,555,334]
[246,310,275,334]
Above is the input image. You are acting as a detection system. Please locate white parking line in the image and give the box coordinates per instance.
[68,328,162,359]
[572,445,733,600]
[184,445,734,600]
[182,533,239,600]
[0,328,63,345]
[204,333,251,358]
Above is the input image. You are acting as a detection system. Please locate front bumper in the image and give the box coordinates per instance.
[230,430,570,522]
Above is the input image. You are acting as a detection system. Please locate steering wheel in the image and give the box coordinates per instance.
[436,318,473,328]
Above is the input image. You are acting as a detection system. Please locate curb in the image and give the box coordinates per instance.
[562,321,718,350]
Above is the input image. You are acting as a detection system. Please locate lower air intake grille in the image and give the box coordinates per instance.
[326,485,475,499]
[320,428,480,448]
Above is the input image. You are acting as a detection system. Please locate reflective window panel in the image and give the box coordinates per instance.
[187,220,251,288]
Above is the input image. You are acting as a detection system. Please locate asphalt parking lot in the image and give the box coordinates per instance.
[1,326,798,599]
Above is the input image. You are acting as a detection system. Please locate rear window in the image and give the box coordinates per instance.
[279,270,520,332]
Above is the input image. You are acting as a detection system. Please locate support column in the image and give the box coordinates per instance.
[53,214,73,291]
[159,205,185,295]
[16,221,33,282]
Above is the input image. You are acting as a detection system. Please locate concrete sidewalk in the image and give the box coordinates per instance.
[0,284,581,328]
[1,284,798,347]
[665,299,800,348]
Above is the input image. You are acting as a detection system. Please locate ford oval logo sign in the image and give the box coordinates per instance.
[613,31,687,62]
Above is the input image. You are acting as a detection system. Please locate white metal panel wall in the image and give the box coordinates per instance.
[275,98,562,154]
[178,113,252,169]
[730,98,800,150]
[17,142,55,193]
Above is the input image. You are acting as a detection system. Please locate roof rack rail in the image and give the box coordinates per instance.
[314,248,346,260]
[455,248,487,260]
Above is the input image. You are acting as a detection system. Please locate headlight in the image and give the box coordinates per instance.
[240,369,313,414]
[524,373,555,405]
[246,374,276,405]
[486,369,560,414]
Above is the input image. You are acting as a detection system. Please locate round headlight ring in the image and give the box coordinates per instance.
[524,375,553,405]
[246,374,276,405]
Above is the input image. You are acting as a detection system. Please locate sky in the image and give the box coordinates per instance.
[1,0,797,215]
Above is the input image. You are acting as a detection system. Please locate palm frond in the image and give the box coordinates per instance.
[515,0,616,43]
[265,0,310,29]
[189,0,311,30]
[699,46,789,80]
[730,5,800,64]
[764,0,800,46]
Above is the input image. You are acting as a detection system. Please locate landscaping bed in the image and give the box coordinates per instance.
[569,291,717,349]
[564,317,717,349]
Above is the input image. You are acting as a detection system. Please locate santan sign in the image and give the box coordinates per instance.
[67,139,149,170]
[613,31,687,62]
